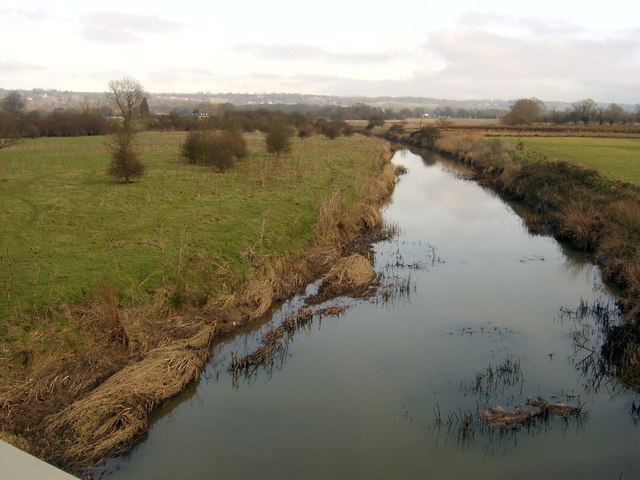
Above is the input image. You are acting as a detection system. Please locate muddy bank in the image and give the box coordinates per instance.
[387,127,640,386]
[0,143,396,473]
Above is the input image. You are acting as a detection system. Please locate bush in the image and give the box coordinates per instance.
[108,134,146,183]
[265,120,294,156]
[181,130,247,171]
[366,114,385,130]
[408,126,441,149]
[320,119,351,139]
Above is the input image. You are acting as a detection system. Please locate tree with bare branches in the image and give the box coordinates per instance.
[105,77,147,183]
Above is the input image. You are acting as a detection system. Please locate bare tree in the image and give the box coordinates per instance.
[605,103,626,124]
[106,77,146,129]
[571,98,598,125]
[105,77,147,183]
[1,91,25,116]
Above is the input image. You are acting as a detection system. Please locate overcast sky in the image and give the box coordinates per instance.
[1,1,638,103]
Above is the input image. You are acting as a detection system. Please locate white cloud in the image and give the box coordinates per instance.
[0,7,50,21]
[233,43,406,65]
[0,60,46,73]
[1,2,638,102]
[458,12,584,37]
[81,12,186,44]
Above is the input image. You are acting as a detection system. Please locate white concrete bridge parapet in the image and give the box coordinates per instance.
[1,440,79,479]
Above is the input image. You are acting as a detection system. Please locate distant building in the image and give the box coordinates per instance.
[192,109,209,119]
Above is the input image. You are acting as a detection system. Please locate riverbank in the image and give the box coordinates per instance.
[0,133,395,472]
[386,127,640,387]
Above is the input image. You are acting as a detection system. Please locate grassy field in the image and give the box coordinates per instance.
[503,136,640,183]
[0,132,386,348]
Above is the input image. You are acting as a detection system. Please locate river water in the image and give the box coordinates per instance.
[105,149,639,479]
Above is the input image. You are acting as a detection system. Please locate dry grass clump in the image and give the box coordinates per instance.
[317,254,376,300]
[435,131,483,159]
[43,327,216,468]
[94,281,130,347]
[229,303,347,376]
[394,164,409,176]
[314,188,344,243]
[478,406,534,429]
[558,200,606,251]
[229,306,314,375]
[360,162,395,205]
[314,305,347,317]
[0,431,31,452]
[468,139,511,171]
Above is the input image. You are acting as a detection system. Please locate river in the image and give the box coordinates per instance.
[104,149,639,479]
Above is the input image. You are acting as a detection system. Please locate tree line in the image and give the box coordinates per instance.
[503,98,640,126]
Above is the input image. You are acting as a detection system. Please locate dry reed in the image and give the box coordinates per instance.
[316,254,376,300]
[43,327,216,468]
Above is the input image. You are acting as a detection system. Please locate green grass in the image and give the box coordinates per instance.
[504,136,640,184]
[0,132,385,323]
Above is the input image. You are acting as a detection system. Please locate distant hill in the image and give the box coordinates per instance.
[0,88,633,114]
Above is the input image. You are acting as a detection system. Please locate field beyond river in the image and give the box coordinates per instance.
[0,131,394,470]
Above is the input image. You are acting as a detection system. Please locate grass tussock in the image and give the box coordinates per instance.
[316,254,376,300]
[558,200,606,251]
[94,280,130,348]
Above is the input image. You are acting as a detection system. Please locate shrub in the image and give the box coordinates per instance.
[409,126,441,149]
[297,123,315,139]
[366,114,385,130]
[108,133,146,183]
[320,119,351,139]
[181,130,247,171]
[265,120,294,156]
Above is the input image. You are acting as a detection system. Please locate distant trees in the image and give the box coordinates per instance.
[105,77,147,183]
[0,91,25,148]
[571,98,598,125]
[502,98,544,125]
[604,103,625,124]
[543,100,635,125]
[140,97,150,117]
[0,91,25,116]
